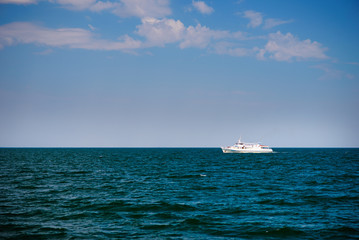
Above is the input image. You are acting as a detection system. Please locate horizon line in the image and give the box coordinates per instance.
[1,146,358,149]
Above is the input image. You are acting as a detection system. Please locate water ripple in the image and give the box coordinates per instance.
[1,148,358,239]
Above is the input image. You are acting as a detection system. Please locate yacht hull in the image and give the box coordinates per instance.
[221,148,273,153]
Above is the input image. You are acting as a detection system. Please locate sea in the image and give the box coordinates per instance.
[0,148,358,239]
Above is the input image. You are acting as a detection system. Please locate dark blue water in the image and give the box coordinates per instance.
[0,148,358,239]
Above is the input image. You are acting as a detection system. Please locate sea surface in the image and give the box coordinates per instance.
[0,148,358,239]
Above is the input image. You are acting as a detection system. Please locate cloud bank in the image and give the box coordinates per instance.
[259,31,328,61]
[0,1,328,62]
[0,0,37,4]
[0,22,141,50]
[1,0,172,18]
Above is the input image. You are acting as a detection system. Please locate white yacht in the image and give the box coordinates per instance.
[221,138,273,153]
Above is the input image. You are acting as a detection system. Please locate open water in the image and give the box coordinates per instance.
[0,148,358,239]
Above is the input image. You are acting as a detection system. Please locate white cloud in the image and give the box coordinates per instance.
[52,0,118,12]
[2,0,171,18]
[0,20,329,62]
[255,48,266,60]
[180,24,229,49]
[192,0,214,15]
[263,18,292,29]
[0,22,141,51]
[260,31,328,61]
[53,0,96,10]
[53,0,171,18]
[137,18,185,47]
[136,17,229,49]
[112,0,171,18]
[243,10,262,28]
[90,1,116,12]
[242,11,292,29]
[0,0,37,4]
[0,20,232,52]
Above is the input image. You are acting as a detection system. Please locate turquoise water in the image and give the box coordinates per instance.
[0,148,358,239]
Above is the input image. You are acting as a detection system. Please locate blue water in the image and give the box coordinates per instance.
[0,148,358,239]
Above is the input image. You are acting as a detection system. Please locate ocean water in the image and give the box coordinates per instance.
[0,148,358,239]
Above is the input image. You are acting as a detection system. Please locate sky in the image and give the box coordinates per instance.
[0,0,358,147]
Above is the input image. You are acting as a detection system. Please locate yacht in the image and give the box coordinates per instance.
[221,138,273,153]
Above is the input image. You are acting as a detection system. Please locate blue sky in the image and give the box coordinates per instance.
[0,0,358,147]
